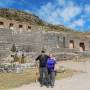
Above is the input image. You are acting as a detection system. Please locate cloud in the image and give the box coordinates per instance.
[84,4,90,14]
[0,0,89,31]
[80,4,90,22]
[36,0,90,32]
[44,8,62,24]
[37,2,55,20]
[60,4,82,21]
[37,0,82,25]
[67,18,86,32]
[73,19,85,27]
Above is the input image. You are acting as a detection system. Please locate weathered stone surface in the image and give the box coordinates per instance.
[0,8,90,62]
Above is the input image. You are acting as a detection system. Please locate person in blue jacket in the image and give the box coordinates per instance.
[47,53,57,88]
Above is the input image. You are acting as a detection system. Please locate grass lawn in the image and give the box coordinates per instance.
[0,68,79,90]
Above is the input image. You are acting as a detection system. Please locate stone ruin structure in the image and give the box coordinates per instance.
[0,17,90,62]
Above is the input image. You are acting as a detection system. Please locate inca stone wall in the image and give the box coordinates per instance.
[0,17,90,61]
[0,28,13,59]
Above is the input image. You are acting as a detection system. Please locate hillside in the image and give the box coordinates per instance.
[0,8,45,25]
[0,8,81,33]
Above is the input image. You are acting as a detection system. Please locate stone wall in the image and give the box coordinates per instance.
[0,28,90,56]
[0,28,13,59]
[0,17,43,32]
[65,33,90,51]
[0,18,90,61]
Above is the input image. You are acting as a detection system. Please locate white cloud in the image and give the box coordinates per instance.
[73,19,85,27]
[37,0,85,31]
[84,4,90,14]
[68,18,85,31]
[37,0,82,25]
[80,4,90,22]
[45,8,62,24]
[40,2,54,16]
[37,2,56,22]
[60,3,82,21]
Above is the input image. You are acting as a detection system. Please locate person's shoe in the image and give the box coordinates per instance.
[51,86,54,88]
[40,84,43,87]
[46,85,49,88]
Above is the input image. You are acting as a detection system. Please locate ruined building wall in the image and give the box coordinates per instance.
[0,28,13,59]
[0,18,90,60]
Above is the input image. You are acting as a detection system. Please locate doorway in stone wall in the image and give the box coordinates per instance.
[79,42,85,52]
[0,22,4,28]
[27,26,31,31]
[9,23,14,30]
[69,40,74,49]
[19,25,23,32]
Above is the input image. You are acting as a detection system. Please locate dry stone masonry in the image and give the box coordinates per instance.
[0,9,90,62]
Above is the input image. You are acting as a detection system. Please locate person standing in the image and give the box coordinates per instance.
[35,50,50,87]
[21,53,25,64]
[47,53,57,88]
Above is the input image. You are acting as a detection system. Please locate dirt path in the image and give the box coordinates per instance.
[12,60,90,90]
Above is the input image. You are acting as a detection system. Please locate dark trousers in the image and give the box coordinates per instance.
[48,71,55,86]
[39,67,48,85]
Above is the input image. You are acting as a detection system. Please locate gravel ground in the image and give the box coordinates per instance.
[12,60,90,90]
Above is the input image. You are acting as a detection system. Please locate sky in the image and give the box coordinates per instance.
[0,0,90,32]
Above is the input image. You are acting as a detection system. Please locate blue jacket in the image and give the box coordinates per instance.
[47,58,56,71]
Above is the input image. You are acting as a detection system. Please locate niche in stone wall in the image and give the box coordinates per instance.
[69,40,74,49]
[63,37,66,48]
[9,23,14,30]
[56,36,59,48]
[27,26,31,31]
[19,25,23,32]
[79,42,85,52]
[0,21,4,28]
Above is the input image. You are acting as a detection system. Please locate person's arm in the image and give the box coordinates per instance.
[54,59,58,71]
[35,56,40,61]
[35,55,40,68]
[46,55,50,60]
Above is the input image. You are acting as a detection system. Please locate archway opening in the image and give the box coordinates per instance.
[9,23,14,30]
[79,42,85,52]
[19,25,23,32]
[19,25,23,28]
[69,40,74,49]
[27,26,31,31]
[0,22,4,28]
